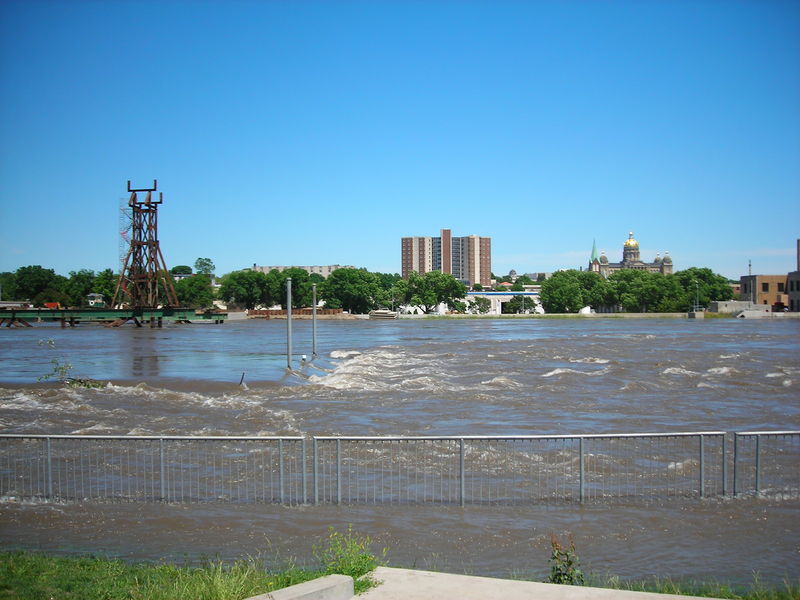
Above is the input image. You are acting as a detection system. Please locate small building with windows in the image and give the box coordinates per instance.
[87,293,105,308]
[739,274,788,311]
[786,239,800,312]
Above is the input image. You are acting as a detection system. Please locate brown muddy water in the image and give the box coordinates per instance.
[0,318,798,582]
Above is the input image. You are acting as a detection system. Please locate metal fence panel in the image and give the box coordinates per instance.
[1,431,797,506]
[734,431,800,497]
[0,436,305,504]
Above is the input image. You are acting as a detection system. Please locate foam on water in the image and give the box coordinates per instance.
[705,366,737,376]
[662,367,700,376]
[541,367,610,378]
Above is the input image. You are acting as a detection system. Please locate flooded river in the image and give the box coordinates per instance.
[0,317,798,582]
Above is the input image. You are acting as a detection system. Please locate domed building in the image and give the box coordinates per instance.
[589,232,673,278]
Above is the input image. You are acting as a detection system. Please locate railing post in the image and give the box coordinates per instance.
[755,434,761,496]
[699,434,705,498]
[336,439,342,505]
[722,433,728,496]
[302,438,307,505]
[46,437,53,500]
[159,438,166,502]
[313,438,319,505]
[459,438,465,507]
[279,439,285,504]
[733,434,738,496]
[579,437,585,503]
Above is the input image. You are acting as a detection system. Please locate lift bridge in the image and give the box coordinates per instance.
[0,180,226,328]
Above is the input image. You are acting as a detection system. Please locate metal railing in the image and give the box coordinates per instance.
[733,431,800,497]
[1,431,797,505]
[0,435,306,504]
[312,433,729,505]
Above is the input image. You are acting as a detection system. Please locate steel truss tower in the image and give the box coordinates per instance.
[113,180,179,308]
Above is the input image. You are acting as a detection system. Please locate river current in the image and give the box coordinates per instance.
[0,318,798,583]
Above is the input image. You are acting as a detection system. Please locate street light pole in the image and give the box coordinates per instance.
[312,283,317,359]
[286,278,292,370]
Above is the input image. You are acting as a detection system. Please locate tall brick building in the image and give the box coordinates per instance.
[401,228,491,287]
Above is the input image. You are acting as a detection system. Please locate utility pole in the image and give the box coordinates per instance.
[286,278,292,370]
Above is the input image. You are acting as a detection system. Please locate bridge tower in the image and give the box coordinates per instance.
[112,180,179,309]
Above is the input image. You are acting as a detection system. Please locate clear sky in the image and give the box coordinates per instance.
[1,0,798,281]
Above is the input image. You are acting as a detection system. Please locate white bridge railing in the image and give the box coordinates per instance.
[1,431,797,505]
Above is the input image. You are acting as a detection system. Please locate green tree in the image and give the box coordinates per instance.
[171,265,193,275]
[401,271,466,314]
[608,270,686,313]
[470,296,491,314]
[175,274,214,308]
[320,268,381,314]
[673,267,733,310]
[515,274,535,286]
[194,258,215,275]
[64,269,96,306]
[539,271,585,313]
[0,272,18,301]
[32,275,69,307]
[576,271,615,311]
[510,281,524,292]
[14,265,61,301]
[92,269,117,303]
[502,295,536,313]
[277,268,313,308]
[472,282,483,291]
[218,270,270,309]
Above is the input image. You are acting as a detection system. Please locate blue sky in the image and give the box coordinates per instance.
[1,0,798,280]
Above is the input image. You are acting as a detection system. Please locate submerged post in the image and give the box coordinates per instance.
[313,438,319,505]
[159,438,166,501]
[722,433,728,496]
[699,434,705,498]
[286,278,292,370]
[459,438,465,507]
[46,437,53,499]
[755,434,761,496]
[312,283,318,359]
[579,436,585,503]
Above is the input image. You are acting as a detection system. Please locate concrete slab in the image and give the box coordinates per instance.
[245,574,353,600]
[358,567,717,600]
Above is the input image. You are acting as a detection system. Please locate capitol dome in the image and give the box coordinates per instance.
[624,232,639,248]
[662,252,672,264]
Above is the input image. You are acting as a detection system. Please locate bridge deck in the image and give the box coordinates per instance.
[0,308,227,327]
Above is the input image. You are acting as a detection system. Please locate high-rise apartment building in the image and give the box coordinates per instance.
[401,228,491,287]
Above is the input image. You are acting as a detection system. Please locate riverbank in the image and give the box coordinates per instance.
[2,551,798,600]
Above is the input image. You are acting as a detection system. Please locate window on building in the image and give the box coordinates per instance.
[778,282,785,292]
[762,282,769,292]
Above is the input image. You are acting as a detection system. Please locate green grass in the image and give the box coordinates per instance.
[0,552,322,600]
[0,527,384,599]
[593,574,800,599]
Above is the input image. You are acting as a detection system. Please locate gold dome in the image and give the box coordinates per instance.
[624,231,639,248]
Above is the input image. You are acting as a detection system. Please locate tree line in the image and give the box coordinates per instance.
[2,261,734,315]
[539,267,734,313]
[0,258,218,309]
[217,268,467,314]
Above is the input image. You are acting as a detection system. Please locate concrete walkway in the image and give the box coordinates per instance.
[358,567,716,600]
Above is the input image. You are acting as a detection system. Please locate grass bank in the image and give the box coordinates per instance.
[0,527,384,600]
[1,552,798,600]
[591,575,800,599]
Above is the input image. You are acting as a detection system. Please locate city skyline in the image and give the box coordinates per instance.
[1,2,798,281]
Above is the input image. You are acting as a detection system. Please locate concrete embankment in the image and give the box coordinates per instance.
[245,569,721,600]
